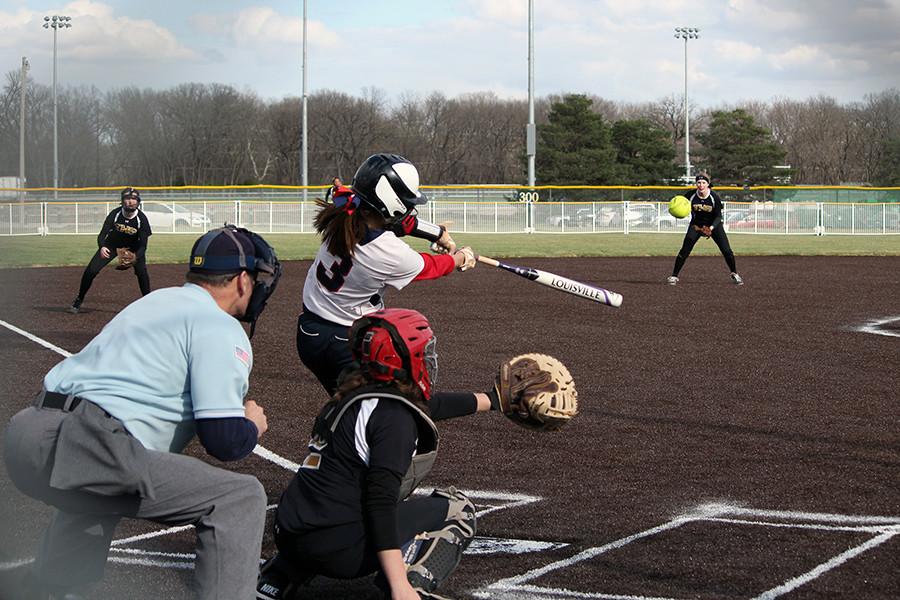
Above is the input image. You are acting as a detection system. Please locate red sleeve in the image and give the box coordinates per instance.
[413,253,455,281]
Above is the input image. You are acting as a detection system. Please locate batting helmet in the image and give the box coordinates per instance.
[349,308,437,399]
[188,225,282,337]
[351,153,427,222]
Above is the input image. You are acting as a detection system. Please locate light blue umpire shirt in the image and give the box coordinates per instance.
[43,283,253,453]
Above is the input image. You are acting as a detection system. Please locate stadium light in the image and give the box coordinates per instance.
[43,15,73,199]
[674,26,699,184]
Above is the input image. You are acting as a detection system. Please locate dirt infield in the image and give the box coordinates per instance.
[1,256,899,599]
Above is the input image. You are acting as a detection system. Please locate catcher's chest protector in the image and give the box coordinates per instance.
[309,390,439,500]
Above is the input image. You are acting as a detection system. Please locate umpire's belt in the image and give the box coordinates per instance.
[34,390,83,412]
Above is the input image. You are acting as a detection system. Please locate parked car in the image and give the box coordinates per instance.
[545,214,572,227]
[728,214,779,230]
[628,202,684,228]
[142,202,212,229]
[574,208,598,227]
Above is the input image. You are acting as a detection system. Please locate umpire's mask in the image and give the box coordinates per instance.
[188,225,282,338]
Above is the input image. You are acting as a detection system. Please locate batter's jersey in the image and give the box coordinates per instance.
[43,283,252,453]
[303,230,425,326]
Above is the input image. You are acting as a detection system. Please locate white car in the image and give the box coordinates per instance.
[142,202,211,230]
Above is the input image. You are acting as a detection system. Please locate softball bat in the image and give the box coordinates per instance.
[476,255,623,307]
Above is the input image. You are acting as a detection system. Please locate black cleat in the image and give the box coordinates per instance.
[68,298,83,314]
[256,554,312,600]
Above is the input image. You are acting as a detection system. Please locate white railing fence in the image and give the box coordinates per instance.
[1,200,899,236]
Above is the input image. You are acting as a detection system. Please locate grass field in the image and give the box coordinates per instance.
[1,232,898,268]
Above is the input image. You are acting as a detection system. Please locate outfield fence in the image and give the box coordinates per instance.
[2,184,899,236]
[2,198,899,236]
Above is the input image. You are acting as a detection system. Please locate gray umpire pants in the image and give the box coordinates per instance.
[4,398,266,599]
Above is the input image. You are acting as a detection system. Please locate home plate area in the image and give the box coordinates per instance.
[473,504,900,599]
[105,488,568,570]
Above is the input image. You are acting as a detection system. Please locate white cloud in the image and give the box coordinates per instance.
[191,7,340,52]
[717,40,763,63]
[725,0,809,31]
[2,1,199,63]
[466,0,528,22]
[769,44,871,77]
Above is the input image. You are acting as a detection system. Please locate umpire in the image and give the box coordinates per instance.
[667,173,743,286]
[70,187,152,314]
[5,225,281,599]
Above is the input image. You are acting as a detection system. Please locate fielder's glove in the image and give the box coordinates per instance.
[455,246,476,272]
[489,353,578,431]
[693,225,712,238]
[429,226,457,255]
[115,248,136,270]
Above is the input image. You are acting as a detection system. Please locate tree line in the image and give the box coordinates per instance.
[0,71,898,188]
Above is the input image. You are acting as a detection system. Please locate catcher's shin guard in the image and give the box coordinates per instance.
[403,487,476,593]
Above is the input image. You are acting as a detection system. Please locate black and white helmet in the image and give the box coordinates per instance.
[351,153,427,221]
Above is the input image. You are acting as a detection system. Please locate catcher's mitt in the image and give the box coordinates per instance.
[115,248,136,270]
[494,353,578,431]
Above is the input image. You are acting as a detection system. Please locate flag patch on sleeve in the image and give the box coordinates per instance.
[234,345,251,367]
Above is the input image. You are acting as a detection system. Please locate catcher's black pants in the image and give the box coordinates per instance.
[672,225,737,277]
[76,248,150,301]
[273,495,450,581]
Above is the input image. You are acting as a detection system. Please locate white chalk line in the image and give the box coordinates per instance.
[853,315,900,338]
[0,318,74,357]
[476,585,677,600]
[700,517,900,535]
[750,531,898,600]
[0,320,555,572]
[475,503,900,600]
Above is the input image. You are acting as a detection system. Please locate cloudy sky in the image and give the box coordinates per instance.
[2,0,898,107]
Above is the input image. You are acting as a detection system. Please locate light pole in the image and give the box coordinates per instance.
[43,15,72,199]
[19,56,29,200]
[301,0,308,202]
[525,0,536,233]
[526,0,535,188]
[674,26,699,183]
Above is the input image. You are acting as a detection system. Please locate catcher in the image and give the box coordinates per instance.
[69,187,152,314]
[666,173,743,286]
[256,308,577,600]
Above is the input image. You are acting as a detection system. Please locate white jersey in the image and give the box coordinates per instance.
[303,230,425,326]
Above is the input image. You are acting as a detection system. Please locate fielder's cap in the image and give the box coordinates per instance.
[189,225,258,273]
[695,174,710,183]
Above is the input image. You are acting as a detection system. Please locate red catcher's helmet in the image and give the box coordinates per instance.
[350,308,437,399]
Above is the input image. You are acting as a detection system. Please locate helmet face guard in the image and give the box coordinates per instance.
[351,153,428,224]
[240,229,282,337]
[189,225,282,338]
[350,308,437,399]
[121,187,141,213]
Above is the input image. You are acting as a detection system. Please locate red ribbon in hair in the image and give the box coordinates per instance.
[332,188,360,215]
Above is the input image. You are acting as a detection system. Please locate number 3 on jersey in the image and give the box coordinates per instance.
[316,256,353,292]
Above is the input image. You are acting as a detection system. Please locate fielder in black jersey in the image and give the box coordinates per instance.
[668,173,743,286]
[70,187,152,313]
[257,309,493,600]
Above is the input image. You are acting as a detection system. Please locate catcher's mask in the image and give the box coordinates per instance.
[350,153,428,226]
[188,224,282,337]
[120,187,141,214]
[349,308,437,399]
